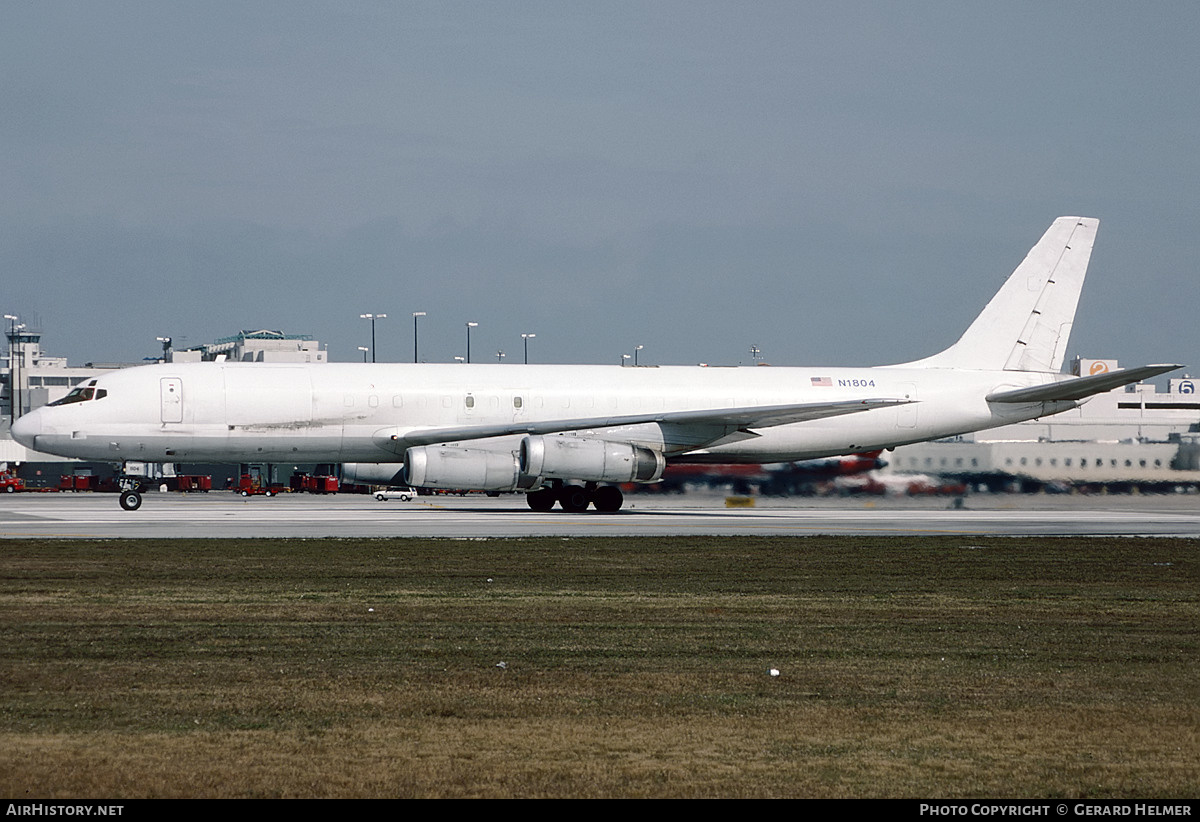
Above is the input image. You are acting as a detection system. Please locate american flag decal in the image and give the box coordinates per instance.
[811,376,832,387]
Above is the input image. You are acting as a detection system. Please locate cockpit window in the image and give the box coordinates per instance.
[48,381,108,407]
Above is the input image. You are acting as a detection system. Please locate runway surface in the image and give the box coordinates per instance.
[2,490,1198,538]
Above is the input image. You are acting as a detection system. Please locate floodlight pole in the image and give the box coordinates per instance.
[412,312,426,363]
[360,313,387,363]
[466,322,478,363]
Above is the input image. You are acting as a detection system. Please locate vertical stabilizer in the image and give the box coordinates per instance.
[902,217,1098,372]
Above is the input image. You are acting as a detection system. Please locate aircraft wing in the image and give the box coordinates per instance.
[986,364,1183,404]
[372,397,911,453]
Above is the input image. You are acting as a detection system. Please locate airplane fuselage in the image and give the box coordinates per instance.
[12,217,1178,513]
[15,360,1065,466]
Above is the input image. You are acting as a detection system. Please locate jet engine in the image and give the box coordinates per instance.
[520,435,665,484]
[403,445,539,492]
[341,463,406,486]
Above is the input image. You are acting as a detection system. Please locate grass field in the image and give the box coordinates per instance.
[1,536,1197,798]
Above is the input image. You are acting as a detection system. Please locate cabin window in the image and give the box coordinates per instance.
[513,396,523,409]
[465,395,475,409]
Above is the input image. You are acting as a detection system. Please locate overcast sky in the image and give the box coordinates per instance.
[2,2,1196,372]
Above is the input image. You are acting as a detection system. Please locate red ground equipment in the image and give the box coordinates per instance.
[235,474,278,497]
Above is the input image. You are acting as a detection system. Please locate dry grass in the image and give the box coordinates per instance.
[1,536,1197,797]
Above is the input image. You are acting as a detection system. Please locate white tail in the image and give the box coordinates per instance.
[903,217,1099,372]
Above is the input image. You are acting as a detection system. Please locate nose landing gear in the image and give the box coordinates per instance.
[116,475,144,511]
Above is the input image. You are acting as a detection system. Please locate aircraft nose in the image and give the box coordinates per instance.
[11,411,41,449]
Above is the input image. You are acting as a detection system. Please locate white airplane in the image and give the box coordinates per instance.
[11,217,1181,513]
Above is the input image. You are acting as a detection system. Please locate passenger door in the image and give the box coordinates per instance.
[160,377,183,423]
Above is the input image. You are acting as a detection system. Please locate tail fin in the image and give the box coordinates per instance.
[903,217,1098,372]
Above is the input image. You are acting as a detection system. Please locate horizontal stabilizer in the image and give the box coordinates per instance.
[374,397,912,453]
[986,364,1183,404]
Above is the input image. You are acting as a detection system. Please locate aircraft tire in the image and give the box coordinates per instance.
[526,488,556,512]
[592,485,623,513]
[558,485,591,513]
[119,491,142,511]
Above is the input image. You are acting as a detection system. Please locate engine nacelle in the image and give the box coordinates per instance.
[341,463,405,486]
[521,435,665,484]
[403,445,537,491]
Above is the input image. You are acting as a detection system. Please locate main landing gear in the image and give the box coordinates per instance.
[526,482,624,513]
